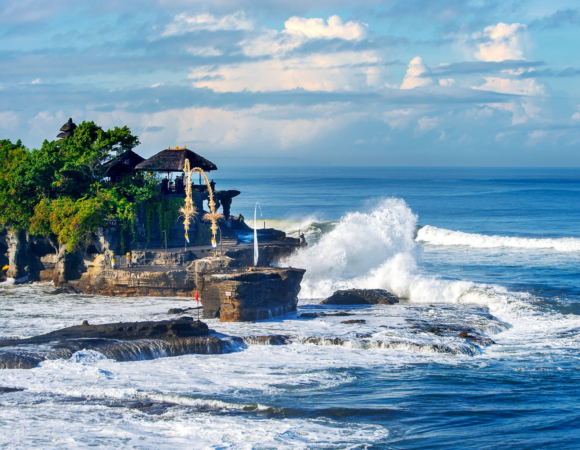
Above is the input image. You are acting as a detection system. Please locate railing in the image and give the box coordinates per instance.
[105,254,143,269]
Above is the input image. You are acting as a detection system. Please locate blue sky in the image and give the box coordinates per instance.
[1,0,580,166]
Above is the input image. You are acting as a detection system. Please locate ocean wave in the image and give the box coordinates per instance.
[282,197,472,303]
[263,217,337,242]
[416,225,580,252]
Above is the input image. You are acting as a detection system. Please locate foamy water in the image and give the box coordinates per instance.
[2,167,580,447]
[417,225,580,252]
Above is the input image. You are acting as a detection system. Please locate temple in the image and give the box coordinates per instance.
[108,144,244,249]
[0,119,306,322]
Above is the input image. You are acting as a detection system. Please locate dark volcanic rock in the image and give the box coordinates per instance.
[298,311,354,319]
[298,313,319,319]
[0,317,208,348]
[0,317,302,370]
[0,387,25,393]
[341,319,366,324]
[167,307,201,315]
[49,284,80,295]
[321,289,400,306]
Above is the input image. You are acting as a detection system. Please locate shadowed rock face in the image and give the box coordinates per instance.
[321,289,400,306]
[0,317,209,348]
[0,318,220,370]
[199,267,306,322]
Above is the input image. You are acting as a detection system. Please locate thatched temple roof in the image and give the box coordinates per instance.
[103,150,146,178]
[57,118,76,140]
[135,146,218,172]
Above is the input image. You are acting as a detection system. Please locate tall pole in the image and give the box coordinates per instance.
[180,159,197,252]
[195,166,222,252]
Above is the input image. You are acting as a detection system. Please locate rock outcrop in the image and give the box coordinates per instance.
[321,289,400,306]
[0,318,218,370]
[0,317,209,347]
[199,267,306,321]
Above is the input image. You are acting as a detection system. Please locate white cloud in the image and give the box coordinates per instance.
[473,23,528,62]
[528,130,546,140]
[469,23,544,96]
[186,46,223,57]
[284,15,368,41]
[31,78,42,84]
[241,15,368,58]
[189,51,381,92]
[400,57,433,89]
[486,99,542,126]
[151,83,164,88]
[382,108,415,130]
[474,77,544,96]
[162,12,253,36]
[415,116,439,134]
[0,111,19,130]
[188,15,380,92]
[572,112,580,121]
[121,103,361,151]
[439,78,455,87]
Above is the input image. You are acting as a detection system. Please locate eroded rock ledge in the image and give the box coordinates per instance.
[321,289,400,305]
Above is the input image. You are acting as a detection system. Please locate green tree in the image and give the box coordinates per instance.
[0,121,162,253]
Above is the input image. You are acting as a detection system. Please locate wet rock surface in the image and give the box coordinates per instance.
[0,317,209,347]
[168,306,202,315]
[321,289,400,306]
[0,386,25,393]
[298,311,353,319]
[0,318,217,369]
[200,267,306,321]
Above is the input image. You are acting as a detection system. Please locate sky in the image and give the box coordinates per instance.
[1,0,580,166]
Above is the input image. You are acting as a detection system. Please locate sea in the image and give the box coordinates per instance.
[1,167,580,449]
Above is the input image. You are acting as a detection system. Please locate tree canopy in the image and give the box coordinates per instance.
[0,121,158,252]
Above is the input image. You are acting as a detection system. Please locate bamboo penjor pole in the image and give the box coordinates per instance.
[194,166,224,250]
[180,159,198,249]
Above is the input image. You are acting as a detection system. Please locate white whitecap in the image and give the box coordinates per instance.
[417,225,580,252]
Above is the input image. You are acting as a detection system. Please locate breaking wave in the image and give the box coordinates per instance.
[284,197,477,303]
[281,196,544,328]
[416,225,580,252]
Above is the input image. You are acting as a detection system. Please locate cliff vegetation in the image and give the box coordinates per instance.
[0,122,175,253]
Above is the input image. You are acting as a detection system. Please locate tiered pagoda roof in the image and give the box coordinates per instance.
[57,118,76,140]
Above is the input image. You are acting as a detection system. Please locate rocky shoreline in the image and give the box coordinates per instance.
[1,218,307,322]
[0,296,503,370]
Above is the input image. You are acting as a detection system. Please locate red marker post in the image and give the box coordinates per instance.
[195,290,200,321]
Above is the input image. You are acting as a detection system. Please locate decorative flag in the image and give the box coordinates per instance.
[211,238,217,248]
[185,232,189,243]
[195,290,199,304]
[254,202,262,266]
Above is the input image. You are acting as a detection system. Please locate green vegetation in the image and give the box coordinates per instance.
[144,197,183,248]
[0,121,177,253]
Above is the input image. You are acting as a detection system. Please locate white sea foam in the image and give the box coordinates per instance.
[416,225,580,252]
[281,198,580,363]
[283,197,481,304]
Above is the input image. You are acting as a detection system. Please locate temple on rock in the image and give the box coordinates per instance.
[0,118,306,322]
[110,144,243,249]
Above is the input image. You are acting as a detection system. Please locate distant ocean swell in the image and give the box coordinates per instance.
[416,225,580,252]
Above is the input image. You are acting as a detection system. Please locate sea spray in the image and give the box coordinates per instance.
[283,198,496,304]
